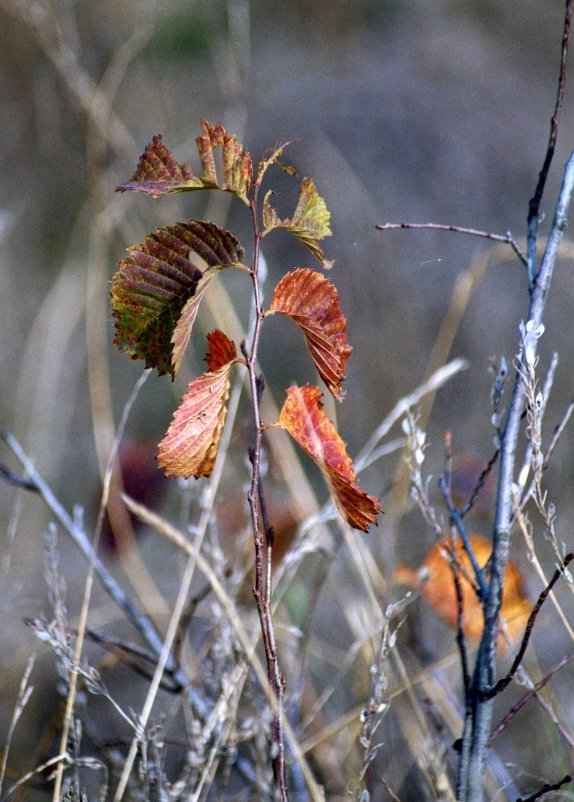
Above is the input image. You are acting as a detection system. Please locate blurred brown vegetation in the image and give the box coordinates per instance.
[2,1,574,800]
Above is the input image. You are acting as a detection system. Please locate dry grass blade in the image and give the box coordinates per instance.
[0,655,35,798]
[122,494,327,802]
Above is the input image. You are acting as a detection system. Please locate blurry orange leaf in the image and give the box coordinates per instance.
[157,331,238,478]
[262,177,333,268]
[269,268,352,401]
[276,385,382,532]
[116,121,252,204]
[395,535,531,645]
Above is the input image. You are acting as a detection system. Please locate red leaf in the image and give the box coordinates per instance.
[204,330,237,372]
[269,268,352,400]
[116,134,207,197]
[157,332,238,478]
[277,385,382,531]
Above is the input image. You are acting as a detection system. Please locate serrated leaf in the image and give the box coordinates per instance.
[195,120,252,203]
[262,177,333,268]
[111,220,243,377]
[277,385,382,531]
[269,268,352,400]
[116,122,253,203]
[157,331,238,478]
[204,329,237,372]
[116,134,212,197]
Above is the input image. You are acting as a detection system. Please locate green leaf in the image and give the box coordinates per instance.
[262,177,333,268]
[111,220,244,377]
[116,122,253,204]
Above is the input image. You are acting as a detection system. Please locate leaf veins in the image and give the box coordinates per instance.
[277,385,382,532]
[157,331,238,479]
[117,121,253,204]
[269,268,352,400]
[111,220,243,378]
[262,177,333,268]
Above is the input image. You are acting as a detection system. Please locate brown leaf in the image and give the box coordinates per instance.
[111,221,243,377]
[116,134,206,197]
[195,120,252,202]
[277,385,382,531]
[157,332,238,478]
[269,268,352,400]
[116,122,252,203]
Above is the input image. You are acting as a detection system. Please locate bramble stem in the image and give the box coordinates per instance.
[244,193,288,800]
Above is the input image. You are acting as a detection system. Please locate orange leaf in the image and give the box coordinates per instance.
[277,385,382,531]
[269,269,352,400]
[157,331,238,478]
[395,534,531,645]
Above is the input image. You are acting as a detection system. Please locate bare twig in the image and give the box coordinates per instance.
[438,476,488,601]
[460,449,500,519]
[0,462,39,492]
[516,774,572,802]
[452,561,471,698]
[460,148,574,802]
[482,554,574,701]
[527,0,574,283]
[488,653,574,747]
[376,222,527,266]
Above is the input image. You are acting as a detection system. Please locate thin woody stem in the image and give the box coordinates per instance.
[376,221,527,265]
[527,0,574,283]
[460,149,574,802]
[244,194,288,801]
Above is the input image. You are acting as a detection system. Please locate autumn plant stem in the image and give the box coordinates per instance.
[458,149,574,802]
[111,121,380,799]
[245,194,289,800]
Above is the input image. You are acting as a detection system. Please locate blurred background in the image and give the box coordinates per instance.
[2,1,574,799]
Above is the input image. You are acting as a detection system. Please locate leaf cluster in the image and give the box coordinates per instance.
[111,121,381,531]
